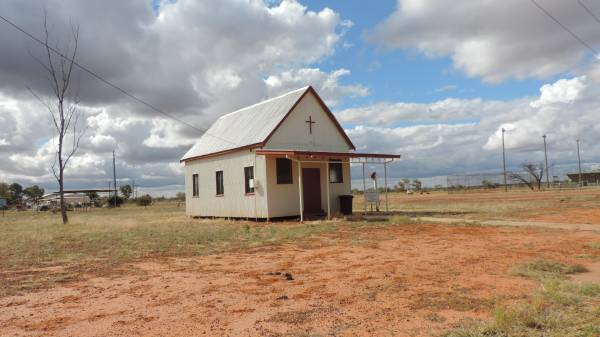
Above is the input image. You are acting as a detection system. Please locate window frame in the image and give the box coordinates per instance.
[276,158,293,184]
[192,173,199,197]
[215,170,224,196]
[244,166,255,195]
[329,159,343,183]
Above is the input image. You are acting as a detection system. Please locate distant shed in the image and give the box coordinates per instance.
[567,171,600,185]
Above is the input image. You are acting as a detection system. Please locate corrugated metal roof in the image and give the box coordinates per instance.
[181,86,309,161]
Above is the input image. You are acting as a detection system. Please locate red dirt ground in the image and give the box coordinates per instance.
[1,223,598,337]
[531,208,600,224]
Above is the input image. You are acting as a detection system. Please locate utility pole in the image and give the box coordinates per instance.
[577,139,582,189]
[502,128,507,192]
[113,150,117,207]
[543,135,549,188]
[132,179,136,199]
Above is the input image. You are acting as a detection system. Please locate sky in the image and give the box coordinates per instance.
[1,0,600,195]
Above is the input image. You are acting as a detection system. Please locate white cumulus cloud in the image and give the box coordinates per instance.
[370,0,600,83]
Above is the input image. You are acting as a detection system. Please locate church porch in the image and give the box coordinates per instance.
[255,150,400,221]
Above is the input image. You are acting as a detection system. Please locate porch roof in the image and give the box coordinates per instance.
[254,149,400,159]
[256,149,398,222]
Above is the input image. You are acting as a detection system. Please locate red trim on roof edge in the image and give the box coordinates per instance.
[254,150,400,159]
[180,143,262,163]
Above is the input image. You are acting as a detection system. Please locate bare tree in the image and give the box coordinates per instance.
[509,163,544,191]
[30,14,84,224]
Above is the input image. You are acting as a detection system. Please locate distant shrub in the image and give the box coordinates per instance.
[136,194,152,207]
[481,179,500,189]
[105,195,124,207]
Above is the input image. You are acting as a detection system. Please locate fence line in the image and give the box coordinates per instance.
[446,171,599,193]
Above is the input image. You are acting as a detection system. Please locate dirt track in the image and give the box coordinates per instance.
[421,216,600,231]
[1,223,597,337]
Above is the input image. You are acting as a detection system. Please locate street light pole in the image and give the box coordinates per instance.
[502,128,507,192]
[113,150,117,207]
[577,139,582,189]
[543,135,549,189]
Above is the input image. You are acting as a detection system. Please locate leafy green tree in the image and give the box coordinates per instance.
[23,185,45,203]
[120,184,132,200]
[0,183,9,199]
[9,183,23,204]
[175,192,185,201]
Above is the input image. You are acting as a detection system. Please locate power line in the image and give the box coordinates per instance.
[577,0,600,26]
[529,0,599,56]
[0,13,239,146]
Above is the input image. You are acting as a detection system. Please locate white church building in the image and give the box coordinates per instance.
[180,86,399,220]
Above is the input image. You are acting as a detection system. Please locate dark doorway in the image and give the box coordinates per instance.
[302,168,322,214]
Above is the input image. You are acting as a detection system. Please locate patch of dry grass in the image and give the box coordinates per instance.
[444,260,600,337]
[0,202,339,297]
[368,188,600,221]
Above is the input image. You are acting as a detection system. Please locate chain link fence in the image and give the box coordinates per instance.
[445,171,587,193]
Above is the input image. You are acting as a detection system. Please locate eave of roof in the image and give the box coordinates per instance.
[254,149,400,159]
[180,142,263,163]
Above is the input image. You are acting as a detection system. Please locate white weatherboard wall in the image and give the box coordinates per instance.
[265,156,351,218]
[264,91,352,152]
[184,150,268,218]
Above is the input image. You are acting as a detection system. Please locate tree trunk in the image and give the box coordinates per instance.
[58,135,68,224]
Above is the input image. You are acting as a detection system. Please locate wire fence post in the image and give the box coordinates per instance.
[577,139,582,189]
[502,128,507,192]
[543,135,550,189]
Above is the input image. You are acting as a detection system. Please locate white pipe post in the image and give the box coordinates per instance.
[254,152,258,221]
[384,161,389,212]
[326,161,330,219]
[362,162,366,214]
[298,160,304,222]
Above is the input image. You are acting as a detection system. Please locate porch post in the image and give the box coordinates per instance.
[384,160,389,212]
[298,160,303,222]
[326,161,330,219]
[362,162,366,214]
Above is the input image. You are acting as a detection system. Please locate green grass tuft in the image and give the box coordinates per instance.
[509,258,588,280]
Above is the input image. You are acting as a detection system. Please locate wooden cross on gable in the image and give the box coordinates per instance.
[305,115,316,134]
